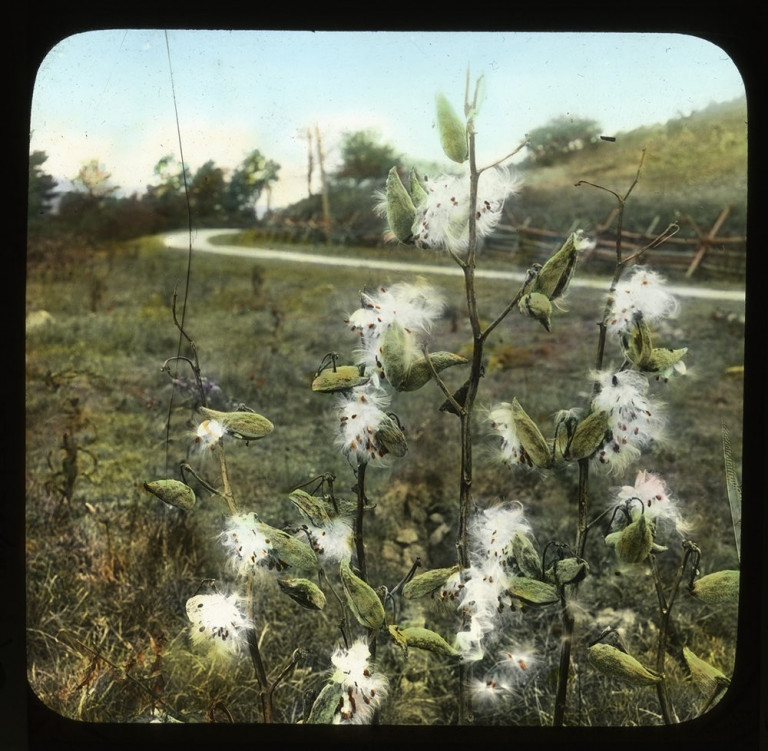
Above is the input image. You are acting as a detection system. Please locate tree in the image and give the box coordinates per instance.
[333,130,403,183]
[72,158,119,198]
[28,150,58,227]
[143,154,190,229]
[525,116,602,166]
[188,160,227,225]
[227,150,281,221]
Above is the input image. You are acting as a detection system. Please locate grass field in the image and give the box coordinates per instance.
[24,225,746,727]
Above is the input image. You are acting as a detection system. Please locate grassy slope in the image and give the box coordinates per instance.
[511,97,748,237]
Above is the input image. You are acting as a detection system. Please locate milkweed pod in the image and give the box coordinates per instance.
[409,166,428,209]
[565,410,610,461]
[199,407,274,441]
[533,231,582,301]
[144,479,196,511]
[609,514,654,564]
[257,521,319,574]
[511,531,542,580]
[588,643,662,686]
[506,577,560,606]
[622,314,654,367]
[645,346,688,376]
[277,577,327,611]
[312,365,370,393]
[307,681,341,724]
[385,167,417,244]
[690,570,740,607]
[545,556,590,586]
[402,565,461,599]
[339,560,386,630]
[387,624,409,652]
[378,321,412,391]
[374,414,408,458]
[435,92,468,164]
[510,398,553,469]
[682,647,730,697]
[288,488,332,527]
[399,352,469,392]
[389,625,461,658]
[519,292,552,332]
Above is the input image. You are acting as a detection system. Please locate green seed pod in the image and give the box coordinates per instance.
[402,565,461,599]
[682,647,730,697]
[588,643,661,686]
[277,577,327,611]
[565,410,610,461]
[399,352,469,392]
[511,531,542,580]
[378,321,412,391]
[340,560,386,630]
[388,624,409,652]
[518,292,552,332]
[311,365,370,393]
[622,315,654,367]
[435,92,468,164]
[375,414,408,458]
[607,514,654,564]
[690,570,740,607]
[533,232,582,301]
[509,398,553,469]
[622,316,687,376]
[199,407,274,441]
[507,577,560,606]
[409,166,428,208]
[390,625,460,658]
[288,488,332,527]
[545,556,590,586]
[144,479,196,511]
[256,521,319,574]
[321,495,358,520]
[644,346,688,375]
[307,682,342,724]
[385,167,417,244]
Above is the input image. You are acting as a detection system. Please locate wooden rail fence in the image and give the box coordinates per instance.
[485,206,746,278]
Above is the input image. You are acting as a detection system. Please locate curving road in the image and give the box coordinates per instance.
[162,229,745,302]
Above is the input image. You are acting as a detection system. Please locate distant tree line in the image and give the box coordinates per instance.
[28,149,280,244]
[28,116,604,246]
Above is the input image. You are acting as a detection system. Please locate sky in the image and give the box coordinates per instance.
[28,29,747,210]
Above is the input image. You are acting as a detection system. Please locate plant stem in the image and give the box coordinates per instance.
[552,587,575,726]
[649,554,675,724]
[246,580,272,723]
[355,460,368,581]
[216,443,238,515]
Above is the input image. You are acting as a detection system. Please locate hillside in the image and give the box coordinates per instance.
[509,97,748,237]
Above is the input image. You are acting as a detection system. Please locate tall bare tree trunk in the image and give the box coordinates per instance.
[314,125,332,244]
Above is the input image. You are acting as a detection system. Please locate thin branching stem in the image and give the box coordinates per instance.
[355,461,368,581]
[552,586,575,725]
[215,443,238,515]
[245,580,272,723]
[649,554,675,724]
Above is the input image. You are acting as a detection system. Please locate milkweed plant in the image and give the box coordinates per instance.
[144,73,740,726]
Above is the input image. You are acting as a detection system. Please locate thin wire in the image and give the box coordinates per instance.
[164,30,194,473]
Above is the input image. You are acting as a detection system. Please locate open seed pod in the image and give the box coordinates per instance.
[388,625,460,658]
[277,577,326,611]
[401,565,460,599]
[199,407,273,441]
